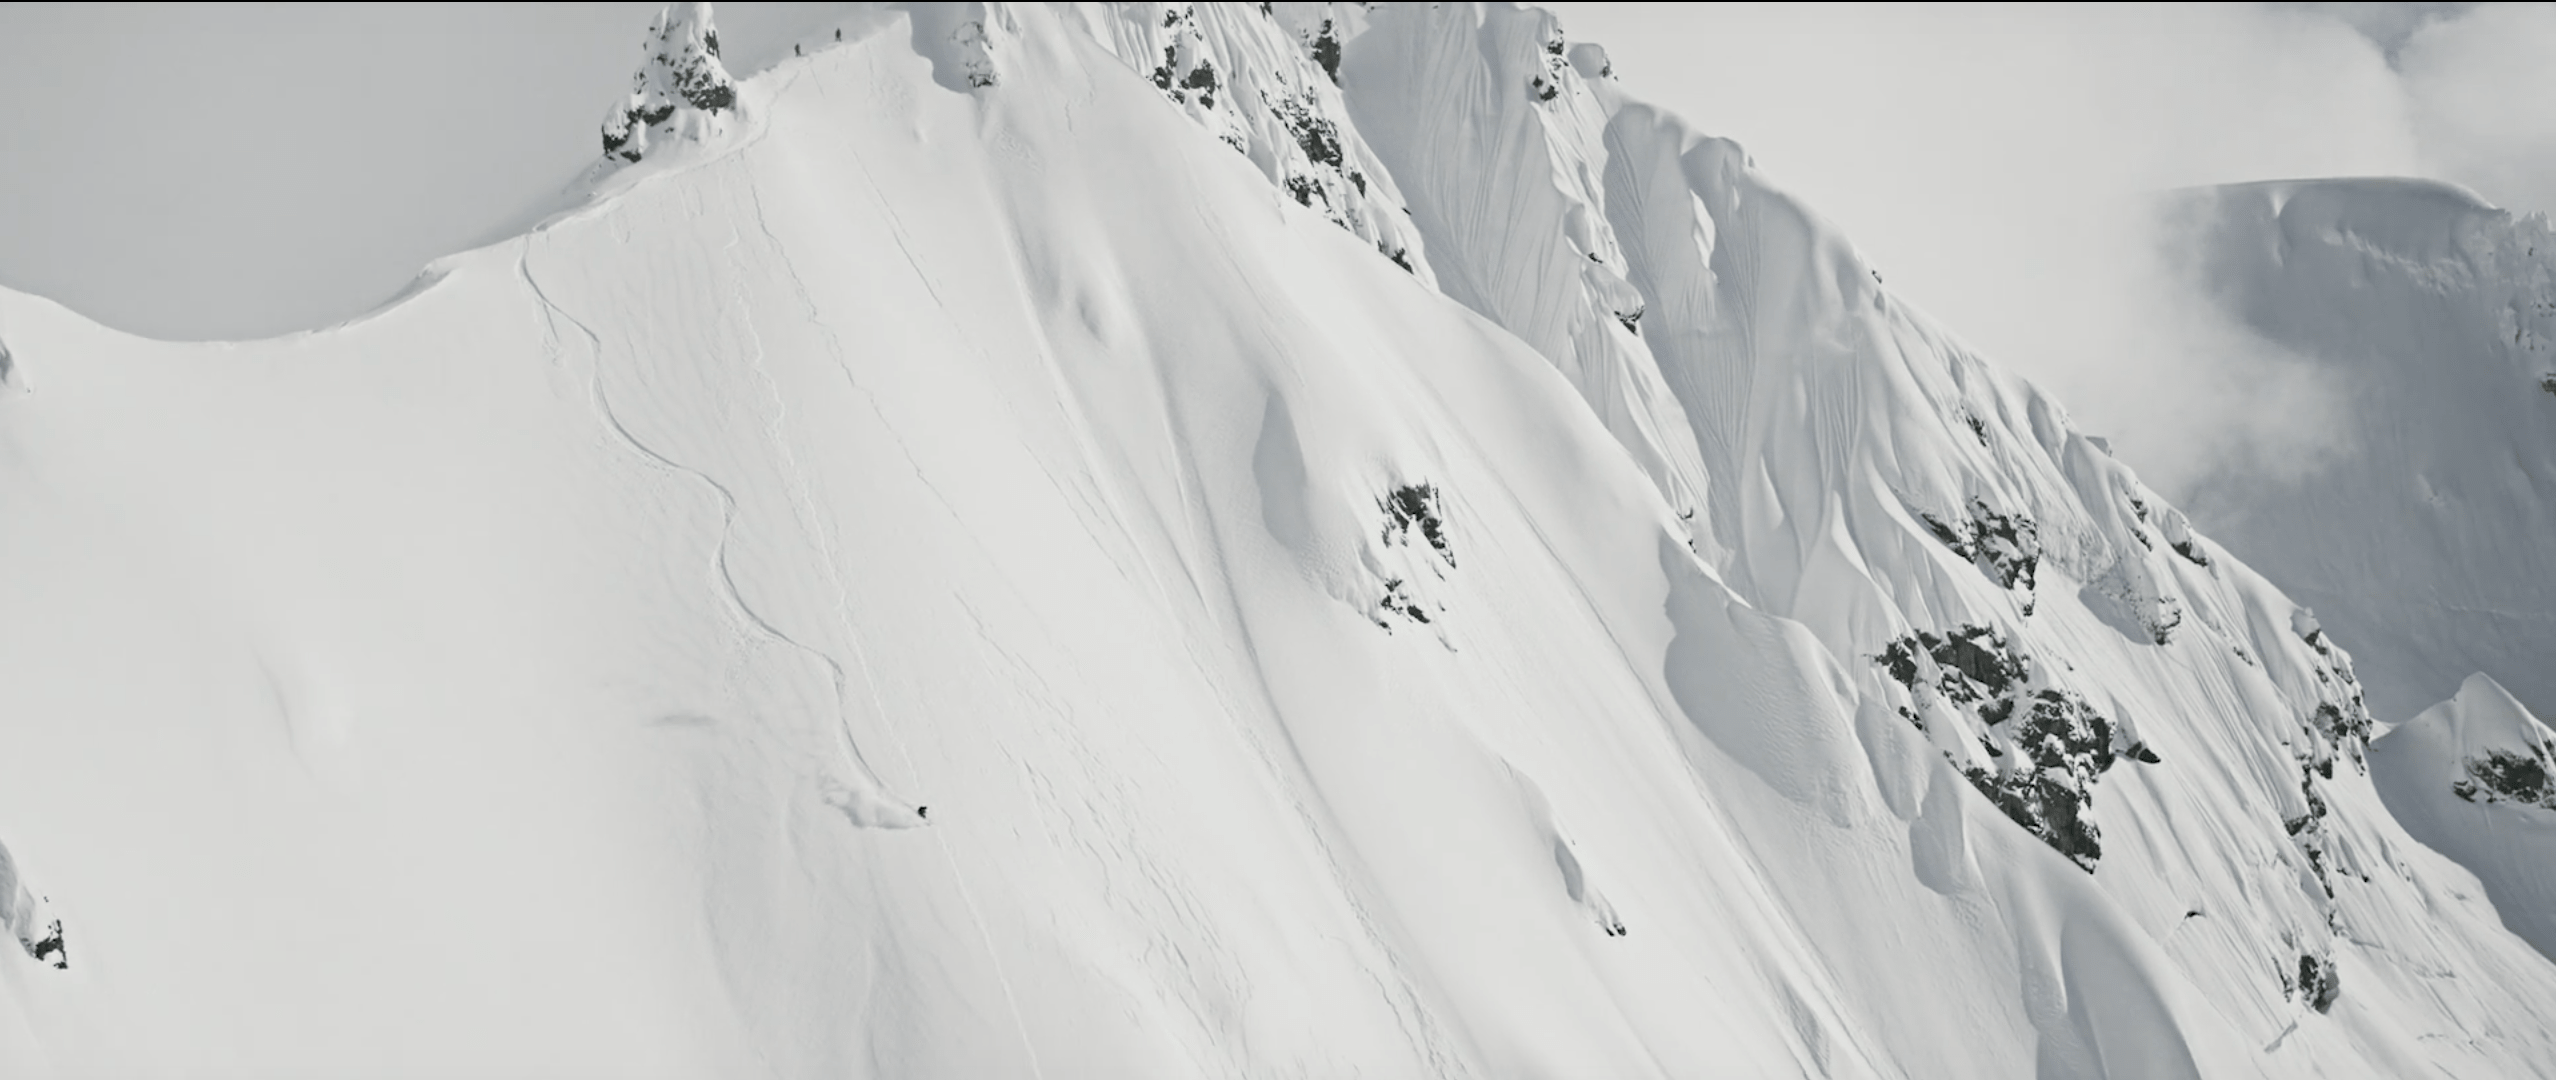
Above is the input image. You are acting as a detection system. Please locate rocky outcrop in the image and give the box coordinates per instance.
[1876,624,2145,870]
[1085,3,1432,277]
[0,841,66,971]
[599,2,738,164]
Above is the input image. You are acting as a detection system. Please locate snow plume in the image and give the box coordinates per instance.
[600,3,737,164]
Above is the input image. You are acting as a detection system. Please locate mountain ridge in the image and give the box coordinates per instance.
[0,3,2548,1076]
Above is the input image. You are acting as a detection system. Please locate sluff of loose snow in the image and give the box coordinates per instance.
[0,3,2549,1077]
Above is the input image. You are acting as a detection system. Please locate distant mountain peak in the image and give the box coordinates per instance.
[600,2,737,164]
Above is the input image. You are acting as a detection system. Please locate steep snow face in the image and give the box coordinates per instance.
[2374,673,2556,960]
[1342,3,2556,1073]
[2164,179,2556,727]
[600,2,740,164]
[1339,2,1713,546]
[0,4,2552,1078]
[1072,1,1434,280]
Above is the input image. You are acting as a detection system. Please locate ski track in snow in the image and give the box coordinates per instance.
[531,195,1064,1076]
[1157,126,1485,1079]
[833,110,1466,1074]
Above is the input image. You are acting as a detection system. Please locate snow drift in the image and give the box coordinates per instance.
[0,3,2549,1077]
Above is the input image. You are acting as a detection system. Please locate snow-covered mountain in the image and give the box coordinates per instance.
[0,4,2549,1076]
[2374,673,2556,963]
[2165,177,2556,729]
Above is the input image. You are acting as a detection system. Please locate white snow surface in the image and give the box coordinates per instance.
[2374,673,2556,961]
[0,4,2549,1076]
[2167,178,2556,727]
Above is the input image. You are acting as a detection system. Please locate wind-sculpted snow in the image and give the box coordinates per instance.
[2373,674,2556,961]
[2165,179,2556,728]
[0,3,2551,1077]
[1339,3,2555,1074]
[1339,3,1713,550]
[1078,2,1432,279]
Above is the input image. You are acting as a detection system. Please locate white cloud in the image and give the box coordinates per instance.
[1544,2,2548,497]
[2399,3,2556,219]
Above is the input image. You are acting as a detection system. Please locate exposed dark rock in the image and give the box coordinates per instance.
[1376,578,1430,626]
[1310,19,1341,84]
[599,3,738,163]
[23,918,66,970]
[1919,497,2040,601]
[1963,765,2105,871]
[0,841,66,971]
[2287,952,2341,1013]
[1370,482,1455,630]
[1876,624,2132,871]
[1382,482,1454,568]
[1527,19,1572,102]
[2452,746,2556,808]
[1273,89,1344,168]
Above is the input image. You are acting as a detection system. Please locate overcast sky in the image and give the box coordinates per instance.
[2,2,2550,493]
[1544,2,2556,491]
[0,2,845,341]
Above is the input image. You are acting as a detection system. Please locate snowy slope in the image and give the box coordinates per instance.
[0,3,2550,1077]
[1340,4,2556,1072]
[2164,178,2556,727]
[2374,673,2556,961]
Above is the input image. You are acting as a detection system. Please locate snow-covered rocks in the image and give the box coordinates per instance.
[1919,497,2043,598]
[2373,674,2556,959]
[1874,624,2141,870]
[1083,2,1430,276]
[1368,481,1455,630]
[2287,949,2341,1014]
[0,842,65,971]
[906,2,1008,90]
[598,2,738,164]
